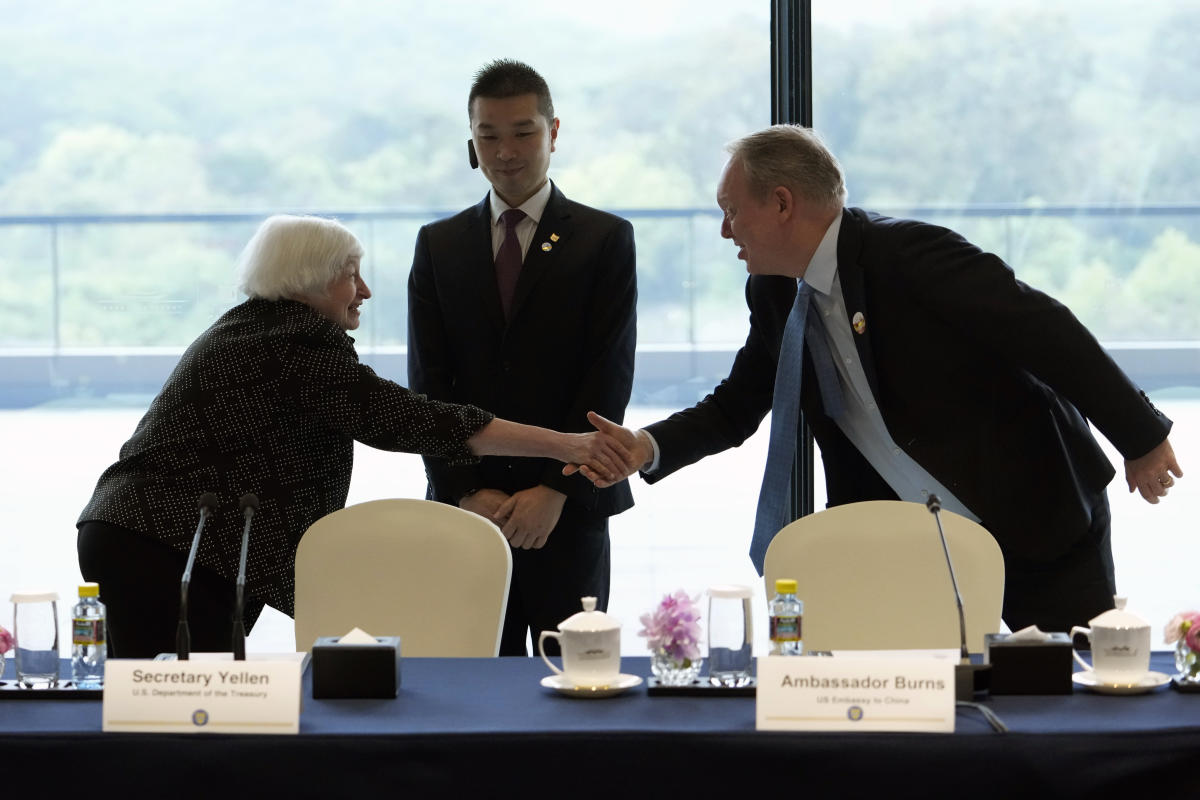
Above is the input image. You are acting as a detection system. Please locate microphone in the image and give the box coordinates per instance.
[232,493,259,661]
[178,492,219,661]
[467,139,479,169]
[925,494,991,700]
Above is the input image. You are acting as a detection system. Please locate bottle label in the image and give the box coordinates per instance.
[770,615,801,642]
[73,618,105,646]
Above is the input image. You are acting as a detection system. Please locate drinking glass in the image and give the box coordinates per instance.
[12,591,60,686]
[707,585,753,687]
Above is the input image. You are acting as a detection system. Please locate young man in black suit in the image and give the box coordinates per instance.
[408,60,637,655]
[583,125,1181,634]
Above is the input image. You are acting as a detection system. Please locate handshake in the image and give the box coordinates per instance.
[462,412,652,551]
[560,411,653,488]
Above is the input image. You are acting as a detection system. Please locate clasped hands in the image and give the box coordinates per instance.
[461,485,567,550]
[463,414,648,549]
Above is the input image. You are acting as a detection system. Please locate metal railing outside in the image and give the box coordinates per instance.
[1,203,1198,406]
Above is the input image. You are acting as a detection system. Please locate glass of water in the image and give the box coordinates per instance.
[707,585,754,687]
[12,591,60,687]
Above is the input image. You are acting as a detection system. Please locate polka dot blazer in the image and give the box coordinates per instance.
[78,297,493,621]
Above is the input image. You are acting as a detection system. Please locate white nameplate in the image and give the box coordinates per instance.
[103,659,301,734]
[756,654,955,733]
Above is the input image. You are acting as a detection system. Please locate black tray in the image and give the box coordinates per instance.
[0,679,102,699]
[647,676,756,696]
[1172,676,1200,693]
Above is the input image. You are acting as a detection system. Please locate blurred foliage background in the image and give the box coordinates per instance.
[0,0,1196,355]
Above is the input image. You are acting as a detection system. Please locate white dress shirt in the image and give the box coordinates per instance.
[791,214,978,520]
[643,212,979,521]
[488,179,553,261]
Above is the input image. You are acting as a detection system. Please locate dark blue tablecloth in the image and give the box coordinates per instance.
[1,652,1196,797]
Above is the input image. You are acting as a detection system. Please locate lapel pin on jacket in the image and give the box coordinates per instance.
[541,242,553,252]
[549,233,560,242]
[852,311,866,334]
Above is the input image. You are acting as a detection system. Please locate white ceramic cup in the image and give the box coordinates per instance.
[538,628,621,687]
[1069,623,1151,685]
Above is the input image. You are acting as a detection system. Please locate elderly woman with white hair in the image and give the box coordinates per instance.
[77,215,631,658]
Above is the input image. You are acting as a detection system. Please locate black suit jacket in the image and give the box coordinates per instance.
[645,207,1171,562]
[408,183,636,517]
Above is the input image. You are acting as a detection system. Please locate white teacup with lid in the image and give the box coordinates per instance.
[1069,597,1152,685]
[538,597,621,688]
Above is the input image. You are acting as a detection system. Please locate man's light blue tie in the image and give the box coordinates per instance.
[749,281,845,575]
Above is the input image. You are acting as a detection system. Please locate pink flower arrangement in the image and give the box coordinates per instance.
[1164,611,1200,651]
[638,589,702,665]
[0,624,12,656]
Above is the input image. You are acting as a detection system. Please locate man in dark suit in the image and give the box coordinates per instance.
[583,125,1181,633]
[408,60,636,655]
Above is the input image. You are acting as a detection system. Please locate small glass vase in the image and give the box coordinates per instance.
[1175,640,1200,683]
[651,650,703,686]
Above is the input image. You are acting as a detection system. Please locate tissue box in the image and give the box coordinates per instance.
[984,632,1073,694]
[311,635,402,699]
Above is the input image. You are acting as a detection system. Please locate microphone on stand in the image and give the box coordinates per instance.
[178,492,219,661]
[232,493,259,661]
[925,494,991,700]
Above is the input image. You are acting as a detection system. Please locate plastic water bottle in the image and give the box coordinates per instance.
[769,578,803,655]
[71,583,106,689]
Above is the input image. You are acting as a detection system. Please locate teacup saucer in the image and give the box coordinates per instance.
[1071,670,1170,695]
[540,673,642,698]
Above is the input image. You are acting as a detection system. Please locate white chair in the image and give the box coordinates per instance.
[294,498,512,656]
[763,500,1004,653]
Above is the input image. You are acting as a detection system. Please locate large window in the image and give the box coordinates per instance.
[812,0,1200,632]
[2,1,1195,654]
[0,0,772,652]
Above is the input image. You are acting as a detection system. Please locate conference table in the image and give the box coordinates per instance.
[2,653,1196,797]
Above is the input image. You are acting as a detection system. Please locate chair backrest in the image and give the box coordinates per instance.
[294,498,512,656]
[763,500,1004,653]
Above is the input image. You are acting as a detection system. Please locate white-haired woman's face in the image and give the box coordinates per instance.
[304,256,370,330]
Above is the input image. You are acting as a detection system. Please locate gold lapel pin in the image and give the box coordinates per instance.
[549,233,560,242]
